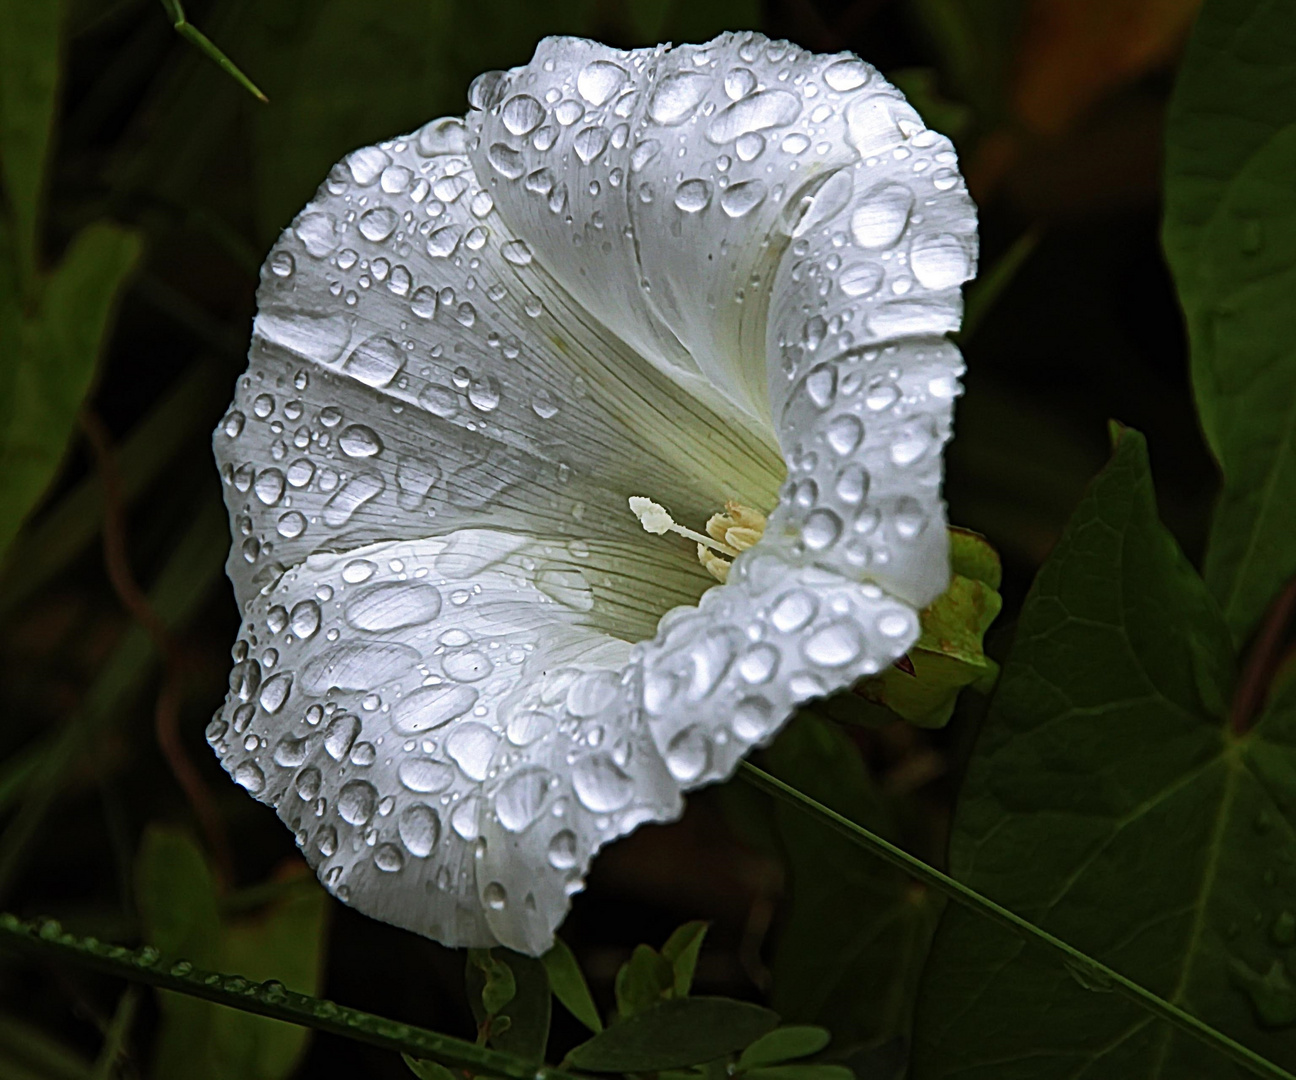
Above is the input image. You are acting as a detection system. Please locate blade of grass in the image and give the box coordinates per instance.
[738,761,1296,1080]
[0,914,585,1080]
[90,986,138,1080]
[0,497,228,898]
[156,0,267,103]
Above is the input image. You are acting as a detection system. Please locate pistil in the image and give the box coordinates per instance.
[629,496,768,584]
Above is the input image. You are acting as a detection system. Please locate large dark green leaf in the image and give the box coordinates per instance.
[0,222,141,564]
[1163,0,1296,644]
[765,715,942,1053]
[567,998,778,1072]
[909,429,1296,1077]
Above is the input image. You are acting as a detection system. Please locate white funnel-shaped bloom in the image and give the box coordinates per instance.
[209,32,977,955]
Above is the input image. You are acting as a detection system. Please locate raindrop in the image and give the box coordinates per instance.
[295,767,322,800]
[501,239,533,266]
[770,590,817,633]
[732,695,775,740]
[648,71,709,125]
[399,804,441,856]
[910,233,973,290]
[381,165,412,193]
[840,262,884,298]
[724,67,757,100]
[483,882,507,911]
[276,509,306,539]
[823,58,872,92]
[393,684,479,735]
[290,599,321,638]
[877,611,912,638]
[574,126,609,164]
[444,650,494,682]
[548,829,578,869]
[347,146,390,185]
[374,843,405,872]
[494,768,554,832]
[501,93,545,136]
[358,207,398,242]
[446,722,500,782]
[345,582,442,631]
[396,457,439,509]
[295,212,339,258]
[578,61,628,106]
[317,825,338,856]
[234,761,265,794]
[665,726,710,782]
[258,673,293,714]
[344,336,404,388]
[487,143,525,179]
[268,251,295,278]
[338,779,377,825]
[572,754,633,812]
[416,117,467,156]
[826,414,863,455]
[398,757,456,793]
[674,179,712,213]
[410,286,438,319]
[802,621,863,666]
[851,183,915,250]
[719,179,767,218]
[426,225,463,258]
[254,468,286,505]
[339,425,383,457]
[322,472,384,526]
[630,140,661,173]
[468,375,501,412]
[707,90,800,144]
[324,714,361,761]
[803,509,843,550]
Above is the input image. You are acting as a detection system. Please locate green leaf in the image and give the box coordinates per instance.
[615,943,675,1018]
[1163,0,1296,644]
[0,222,141,565]
[0,0,62,285]
[136,829,327,1080]
[541,938,602,1033]
[766,716,942,1051]
[854,528,1003,727]
[466,950,550,1063]
[737,1026,832,1070]
[468,949,518,1018]
[909,429,1296,1077]
[661,921,708,998]
[567,997,779,1073]
[403,1055,457,1080]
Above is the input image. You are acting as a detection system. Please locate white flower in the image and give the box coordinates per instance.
[209,32,976,955]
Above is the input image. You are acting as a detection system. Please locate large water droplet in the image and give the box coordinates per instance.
[823,58,872,92]
[417,117,467,156]
[770,590,817,633]
[399,804,441,856]
[322,472,384,527]
[347,147,390,186]
[295,212,339,258]
[674,179,712,213]
[487,143,525,179]
[324,713,361,761]
[258,673,293,714]
[501,239,533,266]
[358,207,398,243]
[339,424,383,457]
[290,599,321,639]
[802,621,864,666]
[300,640,418,693]
[547,829,578,869]
[254,310,352,366]
[910,233,973,290]
[338,779,377,825]
[392,684,479,734]
[502,93,545,135]
[719,179,766,218]
[494,768,554,832]
[426,225,463,259]
[839,262,884,297]
[234,760,265,794]
[578,60,628,106]
[468,375,501,412]
[446,722,499,782]
[706,90,800,143]
[345,583,442,632]
[665,726,710,782]
[574,125,609,164]
[344,336,404,388]
[572,753,633,812]
[254,468,286,506]
[648,72,709,125]
[398,757,456,794]
[851,184,914,250]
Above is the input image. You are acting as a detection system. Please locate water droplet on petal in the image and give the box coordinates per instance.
[547,829,578,869]
[339,424,383,457]
[720,179,766,218]
[578,60,628,106]
[344,336,404,388]
[851,184,915,250]
[358,207,398,242]
[823,58,872,92]
[674,178,712,213]
[338,779,377,825]
[572,753,632,812]
[648,71,709,125]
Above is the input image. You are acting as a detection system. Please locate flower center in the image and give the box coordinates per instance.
[628,496,767,584]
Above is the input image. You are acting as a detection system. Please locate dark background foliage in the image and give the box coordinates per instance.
[0,0,1231,1077]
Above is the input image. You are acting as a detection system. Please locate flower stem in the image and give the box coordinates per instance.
[0,914,582,1080]
[737,761,1294,1080]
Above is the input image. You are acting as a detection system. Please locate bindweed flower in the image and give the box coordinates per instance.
[209,32,976,955]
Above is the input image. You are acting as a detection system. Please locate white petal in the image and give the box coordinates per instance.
[216,115,782,607]
[471,32,975,607]
[208,531,683,953]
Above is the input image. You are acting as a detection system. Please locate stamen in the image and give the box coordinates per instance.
[629,497,742,558]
